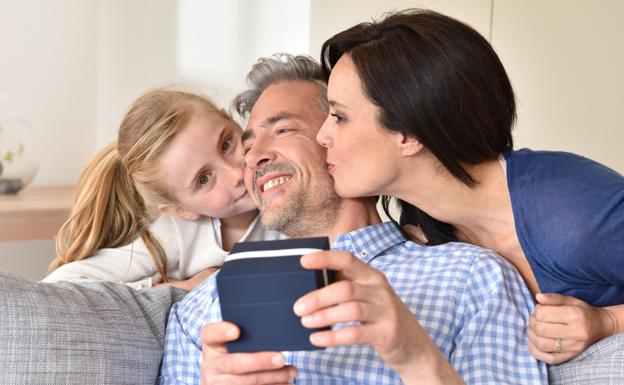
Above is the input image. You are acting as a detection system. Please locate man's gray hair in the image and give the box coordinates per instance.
[232,53,328,118]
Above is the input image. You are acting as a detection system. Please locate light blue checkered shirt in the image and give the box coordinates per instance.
[158,221,547,384]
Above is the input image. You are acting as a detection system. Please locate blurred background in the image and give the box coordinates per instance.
[1,0,623,280]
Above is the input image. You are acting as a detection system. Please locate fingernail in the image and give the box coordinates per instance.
[289,367,297,381]
[225,327,237,339]
[309,333,321,345]
[301,315,312,326]
[294,302,306,315]
[271,354,284,367]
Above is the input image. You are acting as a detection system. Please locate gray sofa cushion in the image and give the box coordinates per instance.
[0,271,186,385]
[549,332,624,384]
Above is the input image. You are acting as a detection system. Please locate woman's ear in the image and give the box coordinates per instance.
[158,203,200,221]
[396,133,423,157]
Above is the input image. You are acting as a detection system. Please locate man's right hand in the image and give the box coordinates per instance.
[200,321,297,385]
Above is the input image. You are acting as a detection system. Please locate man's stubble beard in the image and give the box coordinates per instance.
[258,170,342,238]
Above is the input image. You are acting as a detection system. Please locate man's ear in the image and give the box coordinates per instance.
[158,203,200,221]
[395,133,423,157]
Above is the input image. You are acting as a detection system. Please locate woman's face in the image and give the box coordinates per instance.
[317,55,404,198]
[157,109,257,219]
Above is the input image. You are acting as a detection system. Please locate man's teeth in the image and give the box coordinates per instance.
[263,176,291,191]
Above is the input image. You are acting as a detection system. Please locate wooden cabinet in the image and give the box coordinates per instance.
[0,186,73,241]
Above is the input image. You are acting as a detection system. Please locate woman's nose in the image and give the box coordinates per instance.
[316,117,334,148]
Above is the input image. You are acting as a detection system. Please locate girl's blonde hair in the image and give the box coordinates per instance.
[49,88,230,279]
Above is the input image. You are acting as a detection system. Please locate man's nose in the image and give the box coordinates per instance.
[245,142,275,169]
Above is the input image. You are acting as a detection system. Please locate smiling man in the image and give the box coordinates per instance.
[157,54,547,385]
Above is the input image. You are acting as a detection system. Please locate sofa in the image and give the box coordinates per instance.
[0,271,622,385]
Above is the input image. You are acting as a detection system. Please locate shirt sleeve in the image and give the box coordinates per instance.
[42,215,180,285]
[158,302,203,385]
[451,252,548,385]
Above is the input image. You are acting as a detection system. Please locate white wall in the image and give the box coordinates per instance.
[1,1,623,279]
[0,0,98,186]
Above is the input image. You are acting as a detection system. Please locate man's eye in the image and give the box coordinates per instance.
[276,127,291,135]
[199,174,210,185]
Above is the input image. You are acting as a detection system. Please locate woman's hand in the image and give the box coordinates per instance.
[527,293,617,364]
[160,267,219,291]
[294,250,462,384]
[200,322,296,385]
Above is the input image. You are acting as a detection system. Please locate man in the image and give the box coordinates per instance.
[158,54,547,385]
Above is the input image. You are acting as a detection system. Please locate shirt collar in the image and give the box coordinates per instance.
[331,221,407,264]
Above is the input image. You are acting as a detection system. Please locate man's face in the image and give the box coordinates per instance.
[243,80,341,236]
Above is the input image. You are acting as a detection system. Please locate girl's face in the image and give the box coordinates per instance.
[317,55,405,198]
[157,109,256,219]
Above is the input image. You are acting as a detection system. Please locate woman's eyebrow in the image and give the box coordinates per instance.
[329,100,346,108]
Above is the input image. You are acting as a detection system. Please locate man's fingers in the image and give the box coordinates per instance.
[202,366,297,385]
[300,251,373,281]
[300,300,381,328]
[201,322,240,348]
[208,351,288,375]
[294,280,380,317]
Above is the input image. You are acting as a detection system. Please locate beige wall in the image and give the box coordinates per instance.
[492,0,624,173]
[310,0,624,174]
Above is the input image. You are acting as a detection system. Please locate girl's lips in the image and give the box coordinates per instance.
[326,162,335,173]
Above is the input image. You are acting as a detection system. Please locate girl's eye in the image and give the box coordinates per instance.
[222,138,232,152]
[198,174,210,186]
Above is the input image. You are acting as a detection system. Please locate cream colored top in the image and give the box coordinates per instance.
[43,214,286,288]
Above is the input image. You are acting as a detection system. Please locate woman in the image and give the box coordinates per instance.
[316,9,624,364]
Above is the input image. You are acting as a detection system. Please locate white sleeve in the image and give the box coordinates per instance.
[42,215,180,286]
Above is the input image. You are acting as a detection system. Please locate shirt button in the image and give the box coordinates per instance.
[361,250,368,257]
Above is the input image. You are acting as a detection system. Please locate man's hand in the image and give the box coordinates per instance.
[527,293,617,364]
[200,322,297,385]
[294,251,463,384]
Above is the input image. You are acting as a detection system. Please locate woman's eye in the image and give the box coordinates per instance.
[330,112,345,123]
[198,174,210,186]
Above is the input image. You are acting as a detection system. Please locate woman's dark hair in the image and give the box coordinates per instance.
[321,9,516,244]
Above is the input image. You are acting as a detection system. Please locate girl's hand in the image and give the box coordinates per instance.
[293,250,445,379]
[160,267,219,291]
[527,293,617,364]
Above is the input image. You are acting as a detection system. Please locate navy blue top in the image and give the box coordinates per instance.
[505,148,624,306]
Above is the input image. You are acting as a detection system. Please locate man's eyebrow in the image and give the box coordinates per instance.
[328,100,346,108]
[262,112,302,126]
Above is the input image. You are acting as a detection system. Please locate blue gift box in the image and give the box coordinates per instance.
[217,237,334,353]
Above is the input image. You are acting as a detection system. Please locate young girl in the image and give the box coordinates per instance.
[44,88,285,290]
